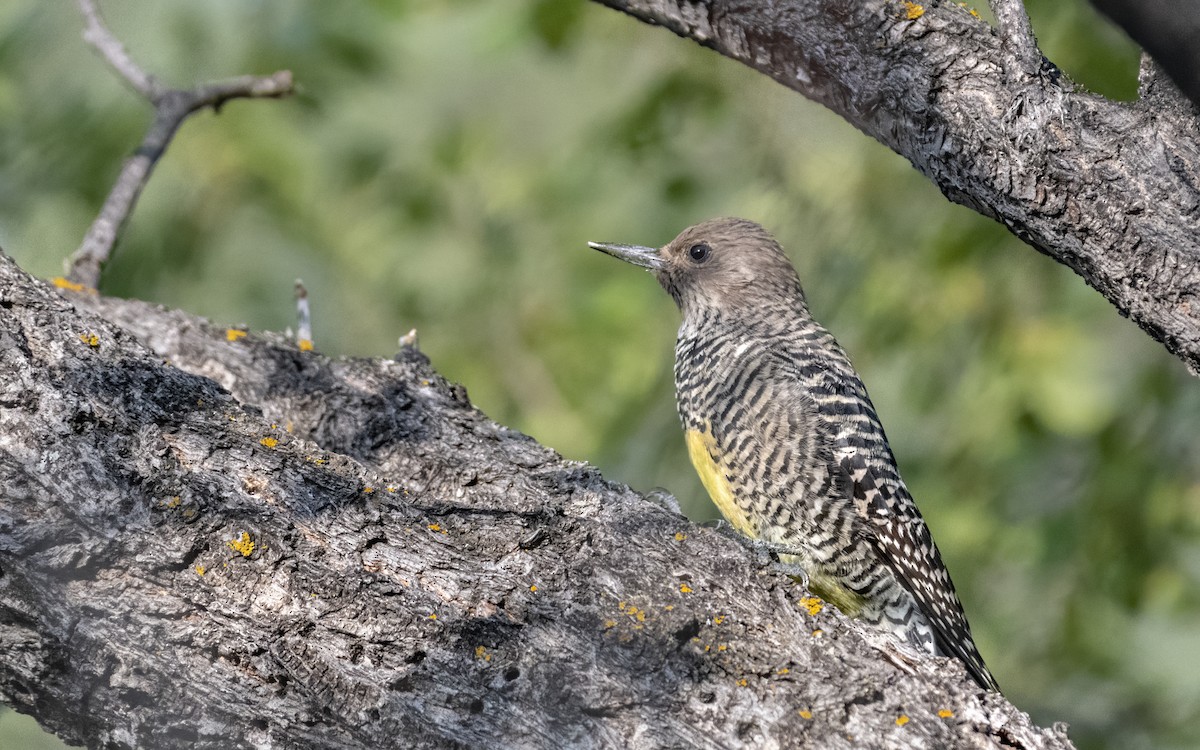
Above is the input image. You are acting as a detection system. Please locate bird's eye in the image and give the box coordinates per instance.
[688,243,711,263]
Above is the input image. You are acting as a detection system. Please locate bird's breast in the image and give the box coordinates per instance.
[685,423,758,538]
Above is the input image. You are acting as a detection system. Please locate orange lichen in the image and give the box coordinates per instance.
[79,332,99,347]
[225,328,247,342]
[896,715,910,727]
[428,523,446,533]
[679,583,693,594]
[938,709,954,719]
[260,436,278,448]
[902,1,924,19]
[52,276,91,293]
[227,532,255,557]
[799,596,824,615]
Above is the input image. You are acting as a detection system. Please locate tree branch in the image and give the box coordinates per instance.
[0,252,1073,749]
[66,0,294,290]
[593,0,1200,375]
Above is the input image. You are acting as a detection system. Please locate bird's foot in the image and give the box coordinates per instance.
[701,521,811,586]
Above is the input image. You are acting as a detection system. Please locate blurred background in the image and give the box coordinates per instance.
[1,1,1197,748]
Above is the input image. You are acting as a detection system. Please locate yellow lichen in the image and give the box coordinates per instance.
[363,486,375,494]
[798,709,813,720]
[79,332,99,347]
[260,436,278,448]
[777,667,790,675]
[811,629,824,638]
[165,496,182,509]
[896,715,910,727]
[717,644,727,652]
[428,613,438,620]
[529,584,538,593]
[938,709,954,719]
[713,615,725,625]
[194,565,206,576]
[679,583,693,594]
[386,486,397,493]
[674,532,686,541]
[428,523,445,533]
[298,338,314,352]
[226,328,247,342]
[603,620,617,629]
[52,276,90,293]
[799,596,824,615]
[475,645,491,662]
[736,678,748,687]
[227,532,255,557]
[902,1,924,19]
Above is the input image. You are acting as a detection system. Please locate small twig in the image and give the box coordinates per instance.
[987,0,1042,77]
[77,0,157,99]
[295,279,313,352]
[66,0,294,289]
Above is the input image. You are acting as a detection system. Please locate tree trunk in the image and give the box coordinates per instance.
[0,250,1071,748]
[594,0,1200,375]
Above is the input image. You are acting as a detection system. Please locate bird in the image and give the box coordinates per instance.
[588,217,999,691]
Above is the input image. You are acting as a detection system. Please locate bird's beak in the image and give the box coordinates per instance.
[587,241,666,271]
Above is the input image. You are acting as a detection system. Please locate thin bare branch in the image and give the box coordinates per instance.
[76,0,157,98]
[66,2,294,289]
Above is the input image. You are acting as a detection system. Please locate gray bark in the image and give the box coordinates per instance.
[594,0,1200,374]
[0,249,1072,748]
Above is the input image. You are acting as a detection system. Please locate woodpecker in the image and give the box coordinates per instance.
[588,217,998,691]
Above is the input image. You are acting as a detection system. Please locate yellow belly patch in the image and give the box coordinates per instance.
[686,424,867,620]
[685,425,757,538]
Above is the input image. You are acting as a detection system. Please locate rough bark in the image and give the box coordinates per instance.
[0,250,1072,748]
[593,0,1200,374]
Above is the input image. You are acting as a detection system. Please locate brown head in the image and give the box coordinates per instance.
[588,217,807,320]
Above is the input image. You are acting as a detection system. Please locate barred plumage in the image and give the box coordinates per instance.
[590,217,999,691]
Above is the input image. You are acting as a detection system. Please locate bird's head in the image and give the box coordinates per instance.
[588,217,806,319]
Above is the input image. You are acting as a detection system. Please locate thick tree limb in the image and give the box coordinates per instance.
[593,0,1200,374]
[0,250,1072,748]
[66,0,294,289]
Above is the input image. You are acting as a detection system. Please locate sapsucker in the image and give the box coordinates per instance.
[589,217,999,691]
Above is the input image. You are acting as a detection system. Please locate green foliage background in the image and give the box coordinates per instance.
[1,2,1197,748]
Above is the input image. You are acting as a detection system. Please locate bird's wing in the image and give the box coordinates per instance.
[837,448,999,691]
[742,351,998,691]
